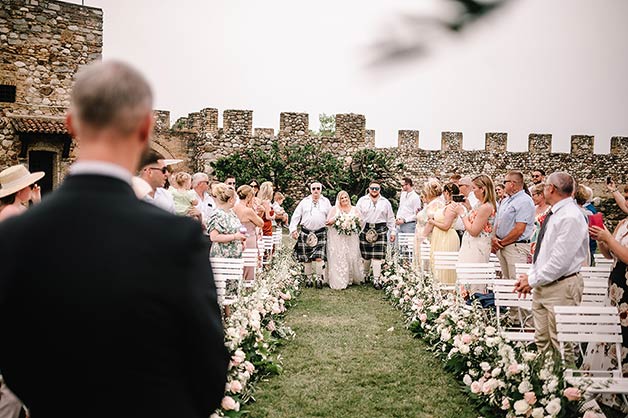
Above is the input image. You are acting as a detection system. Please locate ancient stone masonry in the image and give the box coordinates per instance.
[0,0,103,190]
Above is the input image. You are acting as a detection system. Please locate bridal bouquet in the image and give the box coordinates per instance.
[332,212,361,235]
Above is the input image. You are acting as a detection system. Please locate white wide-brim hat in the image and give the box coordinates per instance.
[0,164,45,198]
[163,159,183,166]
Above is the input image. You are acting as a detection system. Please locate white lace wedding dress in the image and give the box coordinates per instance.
[326,207,364,289]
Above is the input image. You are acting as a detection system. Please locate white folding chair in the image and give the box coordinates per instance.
[580,266,610,306]
[209,257,244,306]
[241,248,258,288]
[514,263,532,277]
[397,232,415,262]
[432,251,458,291]
[272,227,283,250]
[261,235,274,267]
[455,262,496,298]
[555,306,628,404]
[419,239,431,272]
[593,254,614,270]
[489,253,502,278]
[493,279,535,342]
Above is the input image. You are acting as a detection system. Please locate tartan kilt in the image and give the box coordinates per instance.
[294,227,327,262]
[359,223,388,260]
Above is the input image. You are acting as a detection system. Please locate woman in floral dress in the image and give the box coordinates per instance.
[208,183,246,258]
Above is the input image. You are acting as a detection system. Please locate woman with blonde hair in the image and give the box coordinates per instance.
[257,181,275,261]
[234,185,264,282]
[325,190,364,289]
[207,183,246,258]
[413,179,445,269]
[455,174,497,296]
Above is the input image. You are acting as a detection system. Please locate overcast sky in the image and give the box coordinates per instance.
[69,0,628,153]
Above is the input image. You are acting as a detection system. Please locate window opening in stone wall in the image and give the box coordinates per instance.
[28,150,55,196]
[0,85,17,103]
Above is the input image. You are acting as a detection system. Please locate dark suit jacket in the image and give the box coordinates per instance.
[0,174,228,418]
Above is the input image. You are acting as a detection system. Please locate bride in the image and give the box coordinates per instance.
[325,190,364,289]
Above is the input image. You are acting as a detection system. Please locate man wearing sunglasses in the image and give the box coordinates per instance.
[356,181,396,289]
[289,182,332,288]
[138,149,175,213]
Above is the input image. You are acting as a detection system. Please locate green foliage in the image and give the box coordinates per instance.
[211,142,403,212]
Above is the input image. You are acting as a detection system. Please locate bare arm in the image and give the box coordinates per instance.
[591,220,628,263]
[326,207,337,225]
[247,208,264,228]
[497,222,526,247]
[462,203,492,237]
[429,204,458,231]
[209,229,245,243]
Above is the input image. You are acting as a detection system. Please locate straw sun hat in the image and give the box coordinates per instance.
[0,165,45,199]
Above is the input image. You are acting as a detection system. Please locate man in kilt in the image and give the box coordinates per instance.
[356,181,396,289]
[289,182,332,288]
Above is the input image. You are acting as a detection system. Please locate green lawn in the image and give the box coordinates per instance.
[245,285,478,418]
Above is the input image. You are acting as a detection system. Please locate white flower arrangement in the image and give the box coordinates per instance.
[379,254,600,418]
[332,211,361,235]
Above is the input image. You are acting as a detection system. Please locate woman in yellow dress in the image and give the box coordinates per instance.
[426,182,461,285]
[413,179,445,270]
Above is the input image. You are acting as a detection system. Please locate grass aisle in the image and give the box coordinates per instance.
[245,285,478,418]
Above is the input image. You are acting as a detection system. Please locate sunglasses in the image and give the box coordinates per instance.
[250,184,259,188]
[370,187,380,191]
[532,175,541,178]
[148,167,167,174]
[311,187,321,190]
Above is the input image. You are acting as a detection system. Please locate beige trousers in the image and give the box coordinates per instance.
[497,242,530,279]
[532,274,584,362]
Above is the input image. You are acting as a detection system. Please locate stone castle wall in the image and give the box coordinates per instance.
[0,0,103,117]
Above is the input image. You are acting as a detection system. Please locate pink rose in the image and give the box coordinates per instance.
[420,313,428,322]
[244,361,255,373]
[470,381,482,394]
[563,387,581,401]
[507,363,520,375]
[267,320,276,332]
[583,411,600,418]
[221,396,240,411]
[229,380,243,393]
[461,334,472,344]
[501,397,510,410]
[524,391,537,405]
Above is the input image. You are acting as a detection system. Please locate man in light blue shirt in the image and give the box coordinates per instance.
[492,170,535,279]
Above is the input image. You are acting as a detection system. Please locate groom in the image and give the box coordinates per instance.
[356,181,396,289]
[289,182,332,288]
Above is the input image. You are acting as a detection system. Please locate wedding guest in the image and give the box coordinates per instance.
[208,183,246,258]
[575,184,596,264]
[234,185,264,282]
[224,175,236,189]
[492,170,535,280]
[413,180,445,269]
[530,184,551,256]
[396,177,422,234]
[425,182,461,286]
[289,182,332,288]
[258,181,275,261]
[458,175,479,210]
[530,169,546,186]
[138,149,175,213]
[0,165,44,222]
[272,191,289,227]
[171,171,199,217]
[192,172,215,232]
[515,172,588,362]
[495,183,506,206]
[248,179,260,196]
[356,181,396,289]
[0,60,228,418]
[456,174,496,296]
[325,190,364,289]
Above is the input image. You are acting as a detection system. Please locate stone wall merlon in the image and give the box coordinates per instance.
[153,110,170,132]
[279,112,309,137]
[223,109,253,137]
[610,136,628,156]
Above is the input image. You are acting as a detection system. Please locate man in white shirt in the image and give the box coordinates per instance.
[191,172,215,233]
[138,150,175,214]
[396,177,421,234]
[514,172,588,361]
[458,176,479,210]
[289,182,332,288]
[356,181,396,289]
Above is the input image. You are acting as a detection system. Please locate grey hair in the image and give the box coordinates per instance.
[547,172,574,196]
[70,60,153,135]
[191,172,209,187]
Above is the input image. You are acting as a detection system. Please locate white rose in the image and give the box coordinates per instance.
[441,329,451,342]
[518,380,533,394]
[523,351,537,362]
[491,367,502,377]
[513,399,530,415]
[463,374,472,386]
[459,344,470,355]
[485,326,496,336]
[480,362,491,371]
[545,398,561,416]
[531,407,545,418]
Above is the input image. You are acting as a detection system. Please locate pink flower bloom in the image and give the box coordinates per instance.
[501,397,510,410]
[507,363,520,375]
[470,381,482,394]
[244,361,255,373]
[461,334,473,344]
[420,313,428,322]
[563,387,581,401]
[229,380,243,393]
[524,391,537,405]
[267,320,276,331]
[221,396,240,411]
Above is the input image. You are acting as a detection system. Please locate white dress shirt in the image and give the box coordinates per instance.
[467,192,479,209]
[356,195,396,233]
[289,195,332,233]
[396,190,422,223]
[527,197,589,288]
[145,187,175,214]
[195,192,215,231]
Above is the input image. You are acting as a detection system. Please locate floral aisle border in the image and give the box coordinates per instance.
[379,255,605,418]
[213,249,302,417]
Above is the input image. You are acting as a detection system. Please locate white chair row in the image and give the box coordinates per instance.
[209,257,244,306]
[397,232,415,262]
